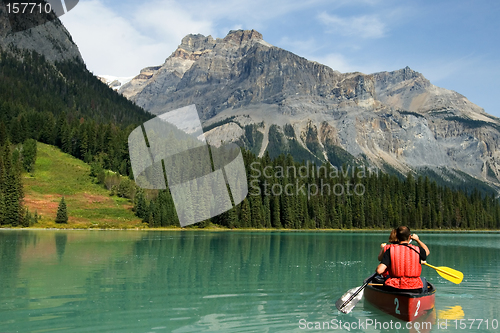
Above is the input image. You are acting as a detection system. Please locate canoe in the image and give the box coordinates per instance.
[364,281,436,322]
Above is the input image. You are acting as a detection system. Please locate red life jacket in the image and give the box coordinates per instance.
[381,243,395,277]
[384,244,423,289]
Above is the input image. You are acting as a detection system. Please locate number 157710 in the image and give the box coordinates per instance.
[6,2,52,14]
[452,319,498,330]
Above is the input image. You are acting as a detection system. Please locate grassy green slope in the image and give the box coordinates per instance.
[23,143,142,228]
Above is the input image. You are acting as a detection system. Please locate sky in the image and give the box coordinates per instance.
[60,0,500,118]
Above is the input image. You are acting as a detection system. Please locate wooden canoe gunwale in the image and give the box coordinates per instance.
[366,282,436,298]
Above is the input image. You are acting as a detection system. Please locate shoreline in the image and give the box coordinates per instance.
[1,226,500,233]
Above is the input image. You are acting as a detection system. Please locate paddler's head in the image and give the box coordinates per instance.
[396,226,411,243]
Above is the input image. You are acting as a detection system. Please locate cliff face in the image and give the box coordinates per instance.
[118,30,500,192]
[0,2,82,62]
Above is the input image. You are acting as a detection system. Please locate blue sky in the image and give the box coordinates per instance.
[60,0,500,118]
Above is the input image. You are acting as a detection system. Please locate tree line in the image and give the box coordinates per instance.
[135,150,500,230]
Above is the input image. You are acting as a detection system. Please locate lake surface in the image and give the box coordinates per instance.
[0,231,498,332]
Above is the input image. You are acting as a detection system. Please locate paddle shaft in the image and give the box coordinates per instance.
[402,244,463,283]
[339,273,376,310]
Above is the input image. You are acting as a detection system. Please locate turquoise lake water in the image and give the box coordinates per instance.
[0,231,498,332]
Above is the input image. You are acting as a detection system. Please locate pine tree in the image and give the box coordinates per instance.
[55,197,68,224]
[280,183,293,228]
[220,207,238,228]
[134,190,147,219]
[2,143,22,226]
[262,195,272,228]
[0,192,4,224]
[250,195,263,228]
[271,195,281,228]
[0,122,7,146]
[344,198,353,229]
[240,198,251,228]
[22,138,37,173]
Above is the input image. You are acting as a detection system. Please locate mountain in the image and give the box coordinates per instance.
[0,2,82,62]
[117,29,500,194]
[0,4,154,227]
[0,1,151,128]
[0,4,152,180]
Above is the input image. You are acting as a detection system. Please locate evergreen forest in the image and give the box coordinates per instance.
[1,50,499,229]
[137,150,500,230]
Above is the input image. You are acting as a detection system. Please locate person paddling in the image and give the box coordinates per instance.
[376,226,430,293]
[373,229,398,283]
[377,228,398,261]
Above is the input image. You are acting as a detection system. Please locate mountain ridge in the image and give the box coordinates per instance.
[109,29,499,194]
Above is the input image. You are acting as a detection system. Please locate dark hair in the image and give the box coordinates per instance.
[396,226,411,242]
[388,229,398,244]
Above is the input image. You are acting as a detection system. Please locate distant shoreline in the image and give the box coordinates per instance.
[1,227,500,233]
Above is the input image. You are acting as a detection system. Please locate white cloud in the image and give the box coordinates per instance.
[309,53,385,74]
[60,0,215,76]
[318,12,386,39]
[59,0,395,76]
[132,0,214,44]
[60,0,336,76]
[60,1,166,76]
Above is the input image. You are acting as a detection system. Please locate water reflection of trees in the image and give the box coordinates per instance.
[0,231,38,310]
[72,232,377,330]
[127,232,371,291]
[2,232,498,332]
[76,232,500,331]
[55,232,67,262]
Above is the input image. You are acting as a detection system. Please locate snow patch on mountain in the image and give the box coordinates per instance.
[98,75,135,90]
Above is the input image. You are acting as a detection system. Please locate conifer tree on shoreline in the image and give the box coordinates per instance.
[55,197,68,224]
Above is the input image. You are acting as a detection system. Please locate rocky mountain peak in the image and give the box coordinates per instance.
[399,66,421,80]
[116,29,500,192]
[179,34,215,52]
[373,66,427,86]
[223,29,263,44]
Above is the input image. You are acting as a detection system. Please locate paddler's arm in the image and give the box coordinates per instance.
[376,263,387,275]
[377,243,386,261]
[411,234,430,256]
[376,248,390,275]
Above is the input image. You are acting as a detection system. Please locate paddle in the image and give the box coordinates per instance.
[422,262,463,284]
[404,242,464,285]
[335,273,377,314]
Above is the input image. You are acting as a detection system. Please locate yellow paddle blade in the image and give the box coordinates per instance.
[423,262,464,284]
